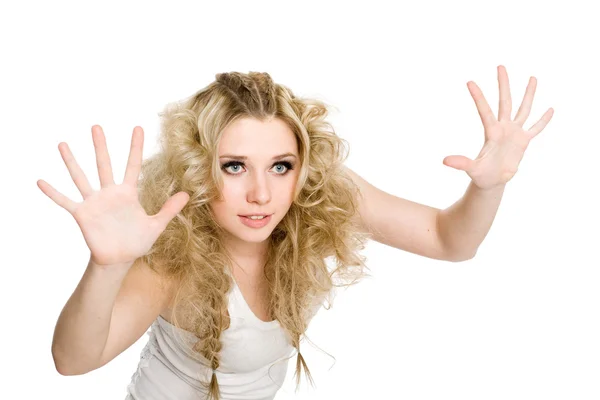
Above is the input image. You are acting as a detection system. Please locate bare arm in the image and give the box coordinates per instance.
[346,167,503,262]
[344,67,552,263]
[39,125,188,375]
[437,182,505,260]
[345,68,552,262]
[52,257,175,375]
[345,167,455,261]
[51,258,132,375]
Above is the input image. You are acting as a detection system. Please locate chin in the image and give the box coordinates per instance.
[223,223,274,244]
[238,228,275,243]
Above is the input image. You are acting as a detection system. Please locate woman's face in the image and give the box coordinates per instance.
[210,117,300,248]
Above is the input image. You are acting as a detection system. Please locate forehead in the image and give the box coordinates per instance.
[219,117,297,155]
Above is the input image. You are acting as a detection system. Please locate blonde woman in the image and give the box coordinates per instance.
[39,67,553,400]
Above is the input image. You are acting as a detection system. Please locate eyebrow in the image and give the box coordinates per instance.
[219,152,298,161]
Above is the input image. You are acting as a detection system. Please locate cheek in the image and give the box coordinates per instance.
[220,180,246,202]
[211,183,241,217]
[278,176,298,204]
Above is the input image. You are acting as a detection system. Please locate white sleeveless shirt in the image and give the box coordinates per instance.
[125,278,299,400]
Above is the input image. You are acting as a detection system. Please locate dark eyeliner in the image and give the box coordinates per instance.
[221,161,244,175]
[276,161,294,171]
[220,160,294,175]
[221,161,243,169]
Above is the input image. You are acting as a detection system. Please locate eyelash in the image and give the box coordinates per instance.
[220,161,294,176]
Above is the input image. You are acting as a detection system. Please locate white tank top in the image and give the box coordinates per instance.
[125,277,298,400]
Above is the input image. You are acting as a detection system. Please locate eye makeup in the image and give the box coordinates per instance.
[220,160,295,176]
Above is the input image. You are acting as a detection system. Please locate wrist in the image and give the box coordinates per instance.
[88,258,134,276]
[471,181,506,194]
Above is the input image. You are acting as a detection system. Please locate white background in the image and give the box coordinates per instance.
[2,0,599,399]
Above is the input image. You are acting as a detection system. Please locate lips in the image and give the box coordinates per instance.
[239,214,272,228]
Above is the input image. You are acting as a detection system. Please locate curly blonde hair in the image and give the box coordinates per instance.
[137,71,370,399]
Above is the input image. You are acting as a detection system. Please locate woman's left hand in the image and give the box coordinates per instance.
[443,65,554,190]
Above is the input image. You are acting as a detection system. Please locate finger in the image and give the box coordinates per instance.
[498,65,512,121]
[58,142,94,198]
[92,125,116,188]
[527,107,554,138]
[443,155,475,172]
[151,192,190,232]
[467,81,496,130]
[37,179,78,214]
[514,76,538,126]
[123,126,144,187]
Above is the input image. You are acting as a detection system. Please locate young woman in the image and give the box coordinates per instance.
[39,67,553,400]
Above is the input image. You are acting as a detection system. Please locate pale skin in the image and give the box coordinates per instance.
[41,65,553,374]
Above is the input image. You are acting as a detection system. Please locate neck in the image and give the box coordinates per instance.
[222,233,269,277]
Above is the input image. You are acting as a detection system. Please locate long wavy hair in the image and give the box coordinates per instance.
[137,71,370,399]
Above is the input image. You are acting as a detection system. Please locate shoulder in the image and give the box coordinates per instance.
[97,257,182,367]
[124,257,181,314]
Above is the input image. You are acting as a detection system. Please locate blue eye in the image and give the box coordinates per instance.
[272,161,295,175]
[220,160,294,176]
[221,161,244,175]
[273,163,288,174]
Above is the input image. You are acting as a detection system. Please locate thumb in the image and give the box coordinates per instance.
[443,155,474,172]
[153,191,190,231]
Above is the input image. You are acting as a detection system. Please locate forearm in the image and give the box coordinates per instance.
[52,257,132,375]
[436,181,506,260]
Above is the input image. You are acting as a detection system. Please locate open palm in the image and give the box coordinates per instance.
[443,65,554,190]
[37,125,190,266]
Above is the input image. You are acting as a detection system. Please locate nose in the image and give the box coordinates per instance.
[246,172,271,205]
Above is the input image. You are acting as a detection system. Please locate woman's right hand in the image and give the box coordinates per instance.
[37,125,190,268]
